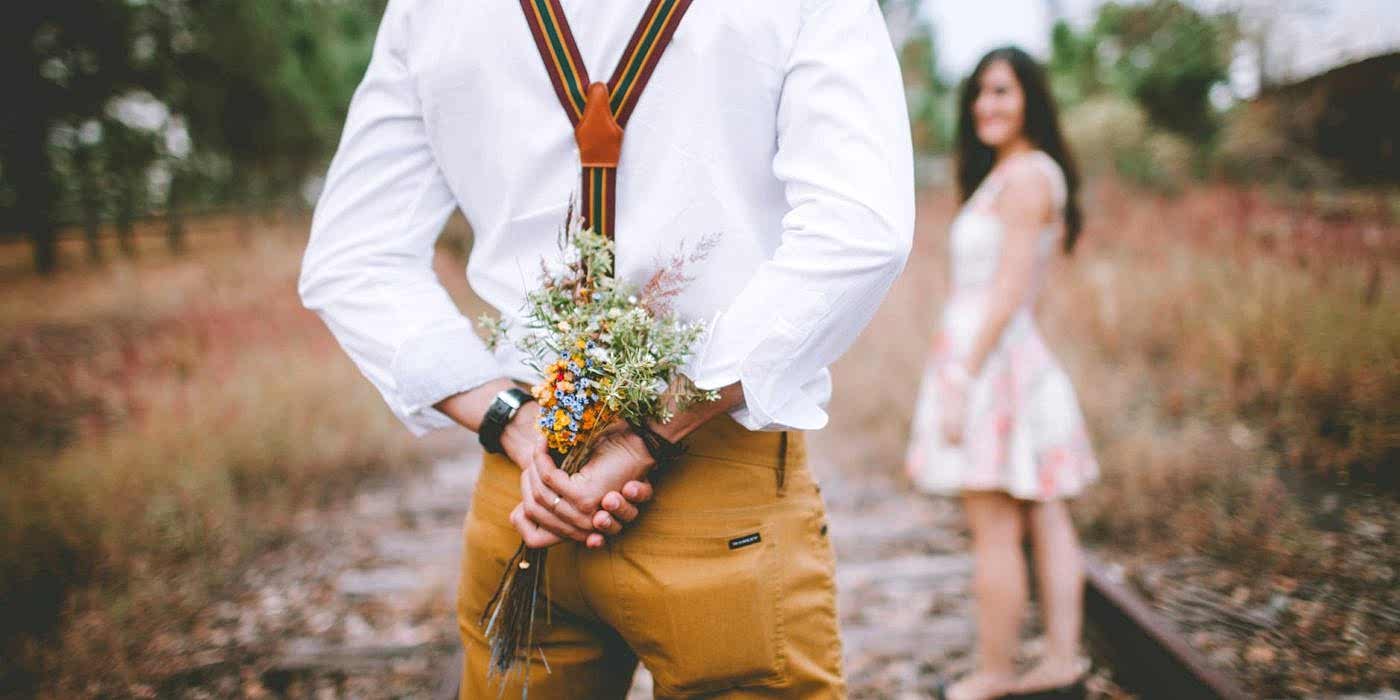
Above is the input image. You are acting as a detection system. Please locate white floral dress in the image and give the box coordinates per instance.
[904,151,1099,502]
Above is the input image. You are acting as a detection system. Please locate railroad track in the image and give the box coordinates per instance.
[1083,553,1250,700]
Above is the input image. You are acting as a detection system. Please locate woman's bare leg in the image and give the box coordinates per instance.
[1018,498,1089,691]
[948,490,1027,700]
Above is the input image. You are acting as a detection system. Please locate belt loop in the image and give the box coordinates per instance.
[776,431,788,496]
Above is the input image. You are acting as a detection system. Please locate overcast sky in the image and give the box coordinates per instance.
[921,0,1400,86]
[922,0,1099,80]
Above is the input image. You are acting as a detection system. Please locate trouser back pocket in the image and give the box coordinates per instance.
[614,524,786,695]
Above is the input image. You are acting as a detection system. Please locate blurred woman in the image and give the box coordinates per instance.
[905,47,1100,700]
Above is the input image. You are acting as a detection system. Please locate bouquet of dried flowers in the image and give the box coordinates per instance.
[477,207,717,682]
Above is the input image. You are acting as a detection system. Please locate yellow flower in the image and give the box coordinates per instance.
[576,338,587,349]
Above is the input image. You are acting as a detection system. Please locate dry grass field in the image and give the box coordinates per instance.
[0,215,479,695]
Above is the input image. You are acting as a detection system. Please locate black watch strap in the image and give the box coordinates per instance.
[479,387,534,455]
[628,419,687,468]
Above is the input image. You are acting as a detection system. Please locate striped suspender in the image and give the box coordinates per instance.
[519,0,694,239]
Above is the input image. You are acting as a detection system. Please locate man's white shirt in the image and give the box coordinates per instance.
[299,0,915,436]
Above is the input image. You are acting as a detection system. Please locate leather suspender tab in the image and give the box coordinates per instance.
[576,82,623,168]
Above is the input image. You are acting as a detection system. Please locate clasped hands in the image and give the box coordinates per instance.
[502,404,657,549]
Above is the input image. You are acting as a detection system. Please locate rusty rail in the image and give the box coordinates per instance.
[1083,553,1250,700]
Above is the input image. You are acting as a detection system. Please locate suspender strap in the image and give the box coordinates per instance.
[519,0,693,238]
[520,0,590,126]
[605,0,693,127]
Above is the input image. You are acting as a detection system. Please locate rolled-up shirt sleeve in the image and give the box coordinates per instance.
[689,0,915,431]
[298,0,504,436]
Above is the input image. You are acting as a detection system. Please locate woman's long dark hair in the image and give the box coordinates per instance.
[956,46,1084,254]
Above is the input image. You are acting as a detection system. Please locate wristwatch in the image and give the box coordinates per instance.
[628,419,687,469]
[478,387,534,455]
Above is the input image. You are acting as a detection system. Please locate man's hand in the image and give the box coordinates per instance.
[432,381,652,548]
[523,381,746,548]
[535,427,657,545]
[506,405,654,549]
[437,379,746,549]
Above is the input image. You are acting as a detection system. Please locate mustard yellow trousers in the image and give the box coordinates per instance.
[456,416,846,698]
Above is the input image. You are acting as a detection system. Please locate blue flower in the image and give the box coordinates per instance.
[569,421,580,431]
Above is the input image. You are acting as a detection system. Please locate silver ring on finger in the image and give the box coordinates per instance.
[551,495,562,509]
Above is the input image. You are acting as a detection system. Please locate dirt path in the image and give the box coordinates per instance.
[175,439,1120,698]
[170,453,477,698]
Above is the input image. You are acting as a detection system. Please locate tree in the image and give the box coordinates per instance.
[900,29,953,154]
[1093,0,1234,140]
[1,0,386,272]
[0,1,139,274]
[1049,20,1103,106]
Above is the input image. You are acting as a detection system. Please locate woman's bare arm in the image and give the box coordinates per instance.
[961,161,1054,377]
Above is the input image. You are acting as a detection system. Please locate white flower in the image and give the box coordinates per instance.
[607,308,622,319]
[627,295,638,305]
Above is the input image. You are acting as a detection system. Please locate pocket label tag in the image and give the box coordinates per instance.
[728,533,762,550]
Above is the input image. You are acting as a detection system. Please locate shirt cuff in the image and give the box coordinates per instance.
[689,314,831,433]
[390,323,505,436]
